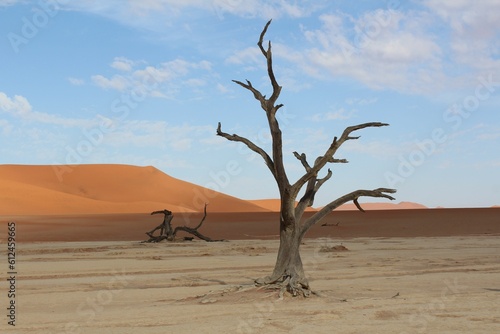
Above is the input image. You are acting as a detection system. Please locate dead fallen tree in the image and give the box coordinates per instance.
[143,204,225,242]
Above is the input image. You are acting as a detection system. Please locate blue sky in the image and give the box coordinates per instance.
[1,0,499,208]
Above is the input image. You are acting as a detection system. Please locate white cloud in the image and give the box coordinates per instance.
[0,92,32,115]
[92,58,213,99]
[184,78,206,87]
[300,11,445,94]
[216,83,230,94]
[68,77,85,86]
[110,57,135,71]
[346,97,378,105]
[0,91,98,127]
[310,108,353,122]
[477,133,500,141]
[212,0,324,19]
[475,125,500,141]
[0,119,13,135]
[424,0,500,72]
[342,139,403,159]
[226,47,261,65]
[0,0,19,6]
[424,0,500,38]
[104,120,213,152]
[60,1,325,38]
[91,74,129,91]
[222,5,495,96]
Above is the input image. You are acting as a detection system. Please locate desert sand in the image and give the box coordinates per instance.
[0,236,499,333]
[0,164,269,215]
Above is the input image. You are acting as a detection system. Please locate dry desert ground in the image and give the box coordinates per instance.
[1,230,499,333]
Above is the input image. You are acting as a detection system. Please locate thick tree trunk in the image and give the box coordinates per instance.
[256,217,310,297]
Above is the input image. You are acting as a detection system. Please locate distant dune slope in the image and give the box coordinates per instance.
[249,199,427,211]
[0,164,269,215]
[248,199,318,212]
[335,201,428,210]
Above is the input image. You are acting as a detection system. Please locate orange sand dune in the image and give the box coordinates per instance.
[0,164,269,215]
[249,199,426,211]
[336,201,427,210]
[248,199,318,212]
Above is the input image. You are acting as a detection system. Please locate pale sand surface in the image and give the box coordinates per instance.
[1,236,499,333]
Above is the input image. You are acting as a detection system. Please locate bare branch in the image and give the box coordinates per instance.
[192,203,208,230]
[216,122,276,177]
[353,198,365,212]
[300,188,396,237]
[314,169,332,192]
[232,80,267,111]
[294,168,333,221]
[258,19,272,57]
[293,151,311,171]
[295,178,316,219]
[291,122,389,199]
[328,157,348,163]
[257,19,281,108]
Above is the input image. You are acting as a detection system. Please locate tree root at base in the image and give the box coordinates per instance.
[255,274,312,298]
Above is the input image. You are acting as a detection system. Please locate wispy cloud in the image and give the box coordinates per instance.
[298,10,445,94]
[68,77,85,86]
[0,119,13,135]
[91,57,213,98]
[424,0,500,73]
[475,124,500,141]
[346,97,378,106]
[477,132,500,141]
[104,120,213,152]
[110,57,135,72]
[310,107,354,122]
[225,47,261,66]
[60,0,325,36]
[213,0,324,19]
[0,92,32,115]
[92,74,129,91]
[0,0,19,6]
[1,91,98,127]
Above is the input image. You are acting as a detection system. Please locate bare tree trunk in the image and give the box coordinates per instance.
[256,211,310,297]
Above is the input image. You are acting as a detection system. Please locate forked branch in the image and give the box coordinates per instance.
[291,122,389,198]
[300,188,396,237]
[258,19,281,107]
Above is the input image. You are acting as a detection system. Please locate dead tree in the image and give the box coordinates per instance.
[146,209,174,241]
[216,20,396,297]
[144,204,224,242]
